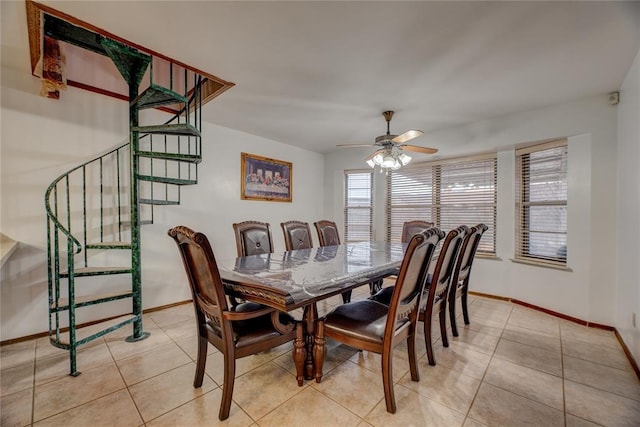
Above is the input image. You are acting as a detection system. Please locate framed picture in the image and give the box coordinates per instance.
[241,152,292,202]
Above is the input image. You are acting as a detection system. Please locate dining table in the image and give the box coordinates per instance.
[217,241,406,384]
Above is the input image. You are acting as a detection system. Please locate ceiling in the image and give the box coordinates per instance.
[35,1,640,154]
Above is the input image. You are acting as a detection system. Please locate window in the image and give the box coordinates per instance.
[515,139,567,266]
[344,170,373,242]
[386,154,497,254]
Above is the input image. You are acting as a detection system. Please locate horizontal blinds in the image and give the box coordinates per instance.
[386,155,496,254]
[515,141,567,264]
[344,171,373,242]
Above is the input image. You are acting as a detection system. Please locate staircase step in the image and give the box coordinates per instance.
[139,198,180,206]
[133,124,201,137]
[51,290,134,312]
[137,175,197,185]
[50,314,138,347]
[86,242,132,250]
[132,84,187,109]
[60,266,132,278]
[137,151,201,163]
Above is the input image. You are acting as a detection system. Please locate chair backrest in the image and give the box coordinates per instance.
[314,220,341,247]
[423,225,469,308]
[401,220,435,243]
[168,226,230,336]
[385,228,444,332]
[281,220,313,251]
[452,224,488,286]
[232,221,274,256]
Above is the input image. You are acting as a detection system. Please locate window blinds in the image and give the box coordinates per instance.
[386,154,496,254]
[515,139,568,265]
[344,171,373,242]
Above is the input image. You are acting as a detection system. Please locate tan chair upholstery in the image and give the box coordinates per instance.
[168,226,299,420]
[449,224,488,337]
[232,221,274,256]
[281,220,313,251]
[314,228,444,413]
[401,220,434,243]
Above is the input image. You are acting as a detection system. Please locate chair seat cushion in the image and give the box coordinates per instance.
[323,300,392,345]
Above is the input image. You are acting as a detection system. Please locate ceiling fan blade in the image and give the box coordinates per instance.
[336,144,377,148]
[400,144,438,154]
[392,129,423,144]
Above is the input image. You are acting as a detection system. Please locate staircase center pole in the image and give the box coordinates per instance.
[127,80,149,342]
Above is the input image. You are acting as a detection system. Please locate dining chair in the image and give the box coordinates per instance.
[401,220,435,243]
[314,220,354,303]
[314,228,444,413]
[232,220,274,256]
[372,225,469,366]
[168,225,300,420]
[281,220,313,251]
[448,223,488,337]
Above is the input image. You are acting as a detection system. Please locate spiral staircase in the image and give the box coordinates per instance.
[44,36,206,376]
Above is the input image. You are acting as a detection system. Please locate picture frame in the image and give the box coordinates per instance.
[241,152,292,202]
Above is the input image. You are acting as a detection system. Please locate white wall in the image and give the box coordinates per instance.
[616,47,640,363]
[324,95,618,325]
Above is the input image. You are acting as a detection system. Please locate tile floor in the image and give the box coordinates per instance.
[2,287,639,427]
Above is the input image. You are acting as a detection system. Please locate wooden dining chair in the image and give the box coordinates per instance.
[448,224,488,337]
[232,220,274,257]
[281,220,313,251]
[168,226,300,420]
[401,220,434,243]
[314,228,444,413]
[313,220,340,247]
[371,225,469,366]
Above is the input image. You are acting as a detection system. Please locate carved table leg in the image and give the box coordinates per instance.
[313,320,325,383]
[302,303,318,380]
[293,322,306,386]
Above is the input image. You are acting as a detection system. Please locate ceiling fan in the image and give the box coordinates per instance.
[337,111,438,170]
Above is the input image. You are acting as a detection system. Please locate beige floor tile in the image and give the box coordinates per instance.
[565,414,602,427]
[147,388,253,427]
[502,323,561,353]
[0,340,35,371]
[468,383,564,427]
[430,341,491,380]
[0,361,33,397]
[560,322,620,350]
[399,360,480,413]
[146,303,194,328]
[449,328,499,356]
[507,309,560,336]
[1,388,32,427]
[564,355,640,401]
[231,362,304,420]
[35,341,114,385]
[33,389,142,427]
[160,319,197,341]
[484,358,564,410]
[129,362,216,422]
[174,335,219,361]
[204,346,290,387]
[457,314,506,338]
[33,363,125,422]
[565,380,640,427]
[348,348,411,383]
[313,359,384,418]
[258,386,361,427]
[463,417,488,427]
[105,327,173,361]
[493,339,562,377]
[562,337,632,372]
[469,297,512,312]
[466,306,510,324]
[365,385,466,427]
[35,336,105,361]
[117,342,192,386]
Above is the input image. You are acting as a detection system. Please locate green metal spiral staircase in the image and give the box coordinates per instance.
[45,38,204,376]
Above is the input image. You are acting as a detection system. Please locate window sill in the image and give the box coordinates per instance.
[476,253,501,261]
[510,258,572,272]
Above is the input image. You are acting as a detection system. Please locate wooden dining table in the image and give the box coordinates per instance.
[217,241,406,384]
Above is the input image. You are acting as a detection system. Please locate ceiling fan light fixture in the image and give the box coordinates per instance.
[398,152,412,165]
